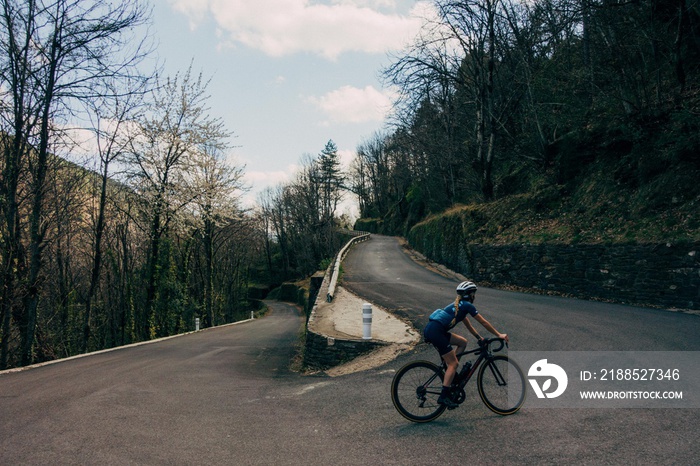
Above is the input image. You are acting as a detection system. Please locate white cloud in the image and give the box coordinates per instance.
[244,169,293,187]
[330,0,398,9]
[240,168,292,208]
[306,85,395,124]
[337,149,356,168]
[167,0,427,59]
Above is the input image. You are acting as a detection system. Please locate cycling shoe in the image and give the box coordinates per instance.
[437,395,459,410]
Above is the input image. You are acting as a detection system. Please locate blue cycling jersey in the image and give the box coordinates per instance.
[428,300,479,329]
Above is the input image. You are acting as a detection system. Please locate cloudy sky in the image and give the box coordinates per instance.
[150,0,430,212]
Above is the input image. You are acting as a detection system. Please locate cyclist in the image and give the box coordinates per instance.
[423,281,509,409]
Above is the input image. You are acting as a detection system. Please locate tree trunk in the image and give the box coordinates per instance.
[20,21,60,365]
[82,161,110,352]
[204,215,214,327]
[0,0,36,368]
[144,209,161,340]
[1,140,22,368]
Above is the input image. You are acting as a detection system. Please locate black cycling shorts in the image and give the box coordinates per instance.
[423,321,453,356]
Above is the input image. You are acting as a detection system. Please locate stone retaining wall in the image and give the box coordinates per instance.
[303,331,386,371]
[409,239,699,310]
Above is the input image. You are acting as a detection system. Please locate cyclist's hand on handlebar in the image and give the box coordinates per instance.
[498,333,509,347]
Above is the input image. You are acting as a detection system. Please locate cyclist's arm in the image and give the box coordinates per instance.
[461,317,483,341]
[473,314,509,343]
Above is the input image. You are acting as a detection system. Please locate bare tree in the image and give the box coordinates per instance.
[125,65,230,339]
[187,143,245,327]
[0,0,152,367]
[0,0,40,368]
[80,77,150,352]
[257,186,283,279]
[353,133,390,217]
[385,0,525,201]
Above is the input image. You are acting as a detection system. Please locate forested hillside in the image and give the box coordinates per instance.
[351,0,700,243]
[0,2,263,369]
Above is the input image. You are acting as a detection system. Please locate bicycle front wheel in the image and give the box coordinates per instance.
[391,360,446,423]
[477,355,526,415]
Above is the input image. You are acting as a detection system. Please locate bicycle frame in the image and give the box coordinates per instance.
[453,347,487,386]
[431,338,507,393]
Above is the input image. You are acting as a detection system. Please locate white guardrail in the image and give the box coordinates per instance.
[326,232,370,302]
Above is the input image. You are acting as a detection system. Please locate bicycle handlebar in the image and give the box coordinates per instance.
[479,337,507,353]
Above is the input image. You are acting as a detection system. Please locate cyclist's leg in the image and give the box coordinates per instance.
[425,323,459,409]
[450,332,467,357]
[439,350,459,409]
[441,349,458,386]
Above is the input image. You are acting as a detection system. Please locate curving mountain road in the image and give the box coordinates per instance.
[342,235,700,352]
[1,234,699,464]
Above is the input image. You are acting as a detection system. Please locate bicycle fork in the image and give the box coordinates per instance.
[485,359,508,387]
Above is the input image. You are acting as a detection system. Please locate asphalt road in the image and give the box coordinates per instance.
[342,235,700,463]
[1,234,699,464]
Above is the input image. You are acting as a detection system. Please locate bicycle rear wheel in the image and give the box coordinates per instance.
[477,355,526,415]
[391,360,447,423]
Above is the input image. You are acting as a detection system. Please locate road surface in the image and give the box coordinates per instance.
[1,235,699,464]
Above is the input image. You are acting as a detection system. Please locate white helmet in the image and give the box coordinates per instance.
[456,281,477,295]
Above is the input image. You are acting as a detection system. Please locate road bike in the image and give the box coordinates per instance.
[391,337,526,422]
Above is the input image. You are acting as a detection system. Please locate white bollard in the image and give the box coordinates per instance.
[251,311,254,320]
[195,317,200,331]
[362,303,372,340]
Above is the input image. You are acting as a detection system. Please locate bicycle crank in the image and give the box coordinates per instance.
[451,388,466,404]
